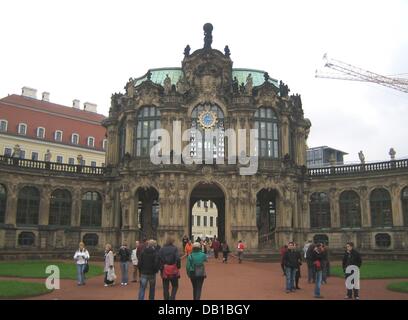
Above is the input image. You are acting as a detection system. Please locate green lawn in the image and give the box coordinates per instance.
[330,260,408,279]
[387,281,408,293]
[0,261,103,280]
[0,280,52,298]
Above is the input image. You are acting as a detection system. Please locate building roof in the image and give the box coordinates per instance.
[0,94,107,151]
[133,67,279,88]
[308,146,348,155]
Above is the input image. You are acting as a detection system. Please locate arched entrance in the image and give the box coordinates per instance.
[189,183,225,242]
[135,187,159,240]
[256,189,277,247]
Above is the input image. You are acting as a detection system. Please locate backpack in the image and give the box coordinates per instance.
[188,254,206,278]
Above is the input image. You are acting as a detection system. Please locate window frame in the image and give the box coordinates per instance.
[54,130,63,142]
[18,123,27,135]
[71,133,80,145]
[36,127,45,139]
[0,119,8,132]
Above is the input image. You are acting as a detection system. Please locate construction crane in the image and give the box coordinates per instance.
[315,53,408,93]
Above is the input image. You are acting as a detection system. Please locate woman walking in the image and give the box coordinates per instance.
[73,242,89,286]
[104,243,116,287]
[186,242,208,300]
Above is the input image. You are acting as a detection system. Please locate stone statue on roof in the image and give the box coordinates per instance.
[44,149,52,162]
[184,45,191,57]
[264,72,270,82]
[12,144,21,158]
[245,73,253,94]
[163,74,172,94]
[358,151,365,164]
[279,80,290,97]
[224,45,230,57]
[232,77,239,93]
[389,148,396,160]
[203,23,213,49]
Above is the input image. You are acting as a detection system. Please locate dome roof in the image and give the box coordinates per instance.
[133,67,279,88]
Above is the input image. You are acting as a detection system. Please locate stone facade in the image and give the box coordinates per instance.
[0,24,407,255]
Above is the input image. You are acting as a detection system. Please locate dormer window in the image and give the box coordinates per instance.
[71,133,79,145]
[54,130,63,142]
[87,136,95,147]
[102,139,108,150]
[18,123,27,135]
[0,120,7,132]
[37,127,45,139]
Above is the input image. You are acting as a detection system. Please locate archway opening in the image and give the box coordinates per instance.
[189,183,225,242]
[256,189,277,246]
[136,187,159,240]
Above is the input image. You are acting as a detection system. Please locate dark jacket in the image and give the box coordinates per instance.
[117,246,131,263]
[138,246,160,275]
[158,244,181,269]
[283,249,301,268]
[136,243,145,261]
[342,249,362,271]
[311,248,323,271]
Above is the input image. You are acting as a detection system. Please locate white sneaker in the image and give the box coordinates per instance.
[104,284,108,287]
[124,283,128,286]
[120,283,124,286]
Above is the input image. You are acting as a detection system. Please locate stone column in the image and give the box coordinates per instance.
[125,113,135,156]
[38,185,51,226]
[391,183,403,226]
[281,113,290,157]
[5,184,18,225]
[107,125,119,165]
[330,188,340,228]
[71,189,82,227]
[359,186,371,227]
[296,127,306,166]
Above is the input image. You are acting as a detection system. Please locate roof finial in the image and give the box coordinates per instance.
[203,23,213,49]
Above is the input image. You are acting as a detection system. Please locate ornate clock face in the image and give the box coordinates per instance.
[198,111,217,129]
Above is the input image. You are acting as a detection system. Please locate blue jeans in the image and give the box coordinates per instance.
[138,274,156,300]
[76,264,86,285]
[315,270,323,297]
[120,262,129,284]
[285,267,296,291]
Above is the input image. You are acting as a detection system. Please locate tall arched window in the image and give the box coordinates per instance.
[49,189,72,226]
[401,187,408,226]
[0,184,6,223]
[254,107,279,158]
[118,121,126,160]
[134,106,161,157]
[339,191,361,228]
[81,191,102,227]
[16,186,40,225]
[370,188,393,227]
[310,192,331,228]
[190,104,224,160]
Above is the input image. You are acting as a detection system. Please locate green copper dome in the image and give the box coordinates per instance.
[134,67,279,88]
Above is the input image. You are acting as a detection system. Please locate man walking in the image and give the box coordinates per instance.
[342,242,362,300]
[138,240,160,300]
[118,240,131,286]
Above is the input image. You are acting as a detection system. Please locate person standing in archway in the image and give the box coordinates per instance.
[211,236,221,259]
[182,235,189,254]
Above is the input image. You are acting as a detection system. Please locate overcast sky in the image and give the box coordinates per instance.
[1,0,407,163]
